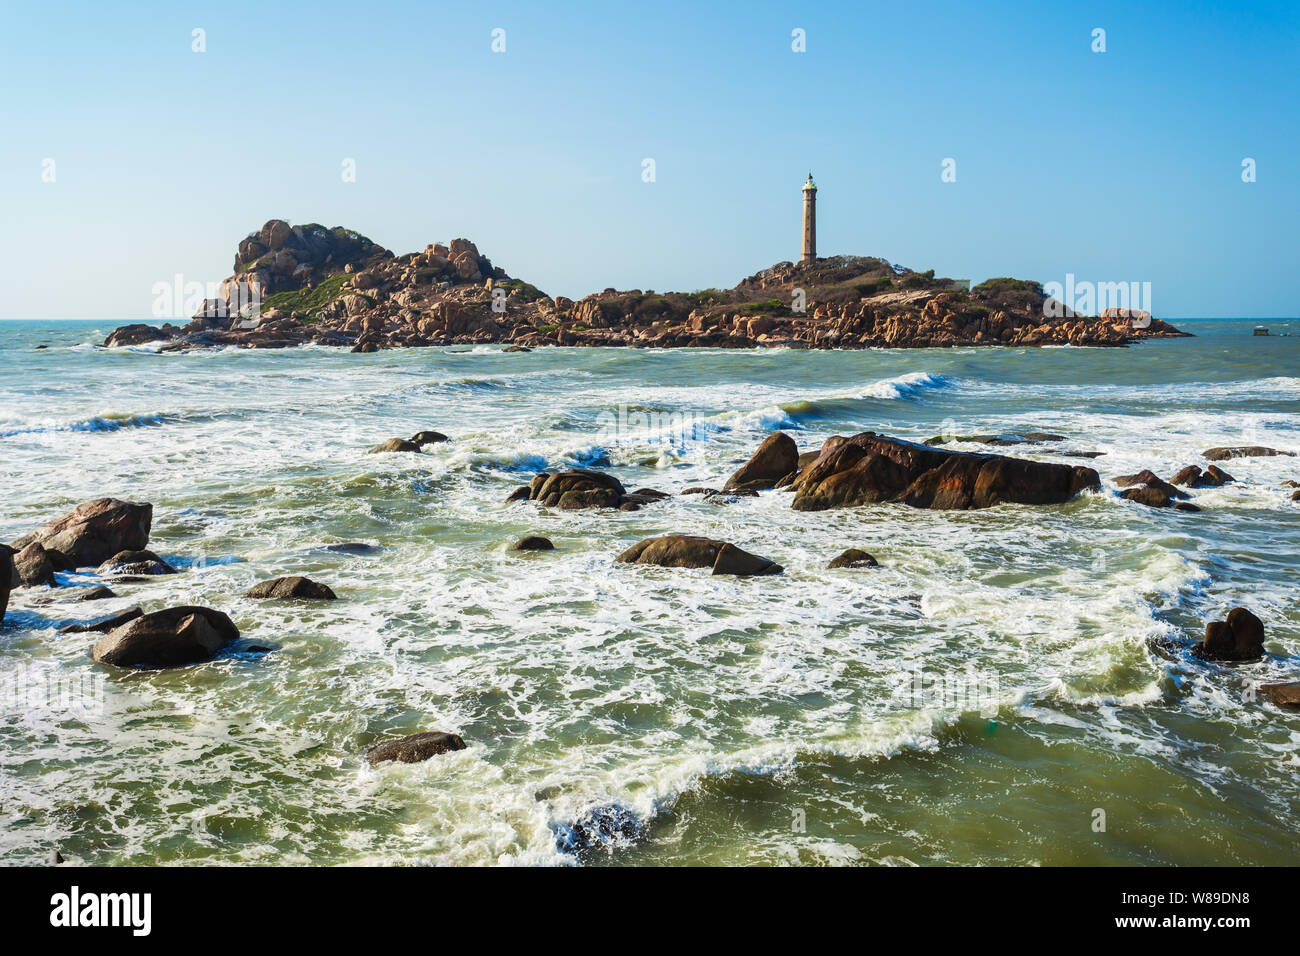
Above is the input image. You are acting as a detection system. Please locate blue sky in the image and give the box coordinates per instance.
[1,0,1296,318]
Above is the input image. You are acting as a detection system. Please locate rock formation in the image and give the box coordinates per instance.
[11,499,152,567]
[616,536,783,576]
[786,433,1100,511]
[91,606,240,668]
[244,576,338,600]
[104,222,1191,353]
[367,731,467,765]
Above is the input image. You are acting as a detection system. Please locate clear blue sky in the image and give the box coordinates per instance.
[2,0,1296,319]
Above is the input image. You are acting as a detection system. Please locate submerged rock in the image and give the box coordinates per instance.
[77,585,118,601]
[615,535,782,576]
[1112,469,1190,499]
[366,731,467,765]
[91,606,240,668]
[510,536,554,551]
[723,431,799,492]
[1258,682,1300,708]
[244,576,337,600]
[59,606,144,634]
[1170,464,1235,487]
[1193,607,1266,662]
[97,549,176,576]
[1119,487,1201,512]
[788,432,1099,511]
[408,430,449,447]
[1202,446,1294,461]
[520,469,646,510]
[827,548,879,569]
[367,437,421,453]
[11,498,152,567]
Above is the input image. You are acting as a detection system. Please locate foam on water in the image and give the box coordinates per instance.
[1,320,1298,865]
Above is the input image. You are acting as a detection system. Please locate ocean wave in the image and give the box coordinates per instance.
[0,412,173,437]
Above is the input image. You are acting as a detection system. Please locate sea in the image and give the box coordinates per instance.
[1,317,1297,865]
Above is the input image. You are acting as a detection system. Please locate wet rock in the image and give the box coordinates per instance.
[59,606,144,634]
[323,542,381,555]
[366,731,467,765]
[924,431,1068,447]
[789,433,1100,512]
[615,535,782,576]
[11,498,152,567]
[367,437,421,453]
[1202,446,1295,461]
[1112,470,1189,499]
[409,430,449,447]
[510,536,554,551]
[97,549,176,576]
[103,323,178,347]
[723,431,799,492]
[827,548,879,569]
[526,469,632,510]
[1193,606,1266,662]
[505,484,532,503]
[76,585,118,601]
[1258,682,1300,708]
[503,345,532,352]
[13,542,57,587]
[91,606,240,668]
[0,546,12,623]
[244,576,337,600]
[1170,464,1235,487]
[630,488,671,501]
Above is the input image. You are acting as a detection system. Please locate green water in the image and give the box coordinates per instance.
[0,319,1297,865]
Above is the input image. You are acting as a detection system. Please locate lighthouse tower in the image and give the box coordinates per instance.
[801,173,817,265]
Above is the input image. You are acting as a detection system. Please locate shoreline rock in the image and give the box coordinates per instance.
[245,576,338,600]
[0,546,12,623]
[11,498,152,568]
[787,432,1100,511]
[91,606,240,669]
[616,535,783,576]
[367,731,466,765]
[1193,607,1266,662]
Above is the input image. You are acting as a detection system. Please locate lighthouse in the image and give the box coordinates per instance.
[801,173,817,264]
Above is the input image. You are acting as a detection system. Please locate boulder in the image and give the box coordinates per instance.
[1202,446,1295,461]
[528,469,629,510]
[827,548,879,569]
[367,438,421,453]
[1193,606,1266,662]
[1258,682,1300,708]
[97,549,176,576]
[13,542,57,587]
[1170,464,1235,487]
[615,535,782,576]
[59,606,143,634]
[409,430,449,447]
[510,536,554,551]
[789,433,1099,512]
[259,219,293,251]
[77,585,118,602]
[103,323,176,347]
[723,431,799,491]
[0,546,12,622]
[244,576,337,600]
[91,606,240,668]
[1112,470,1189,499]
[367,731,467,765]
[11,498,152,567]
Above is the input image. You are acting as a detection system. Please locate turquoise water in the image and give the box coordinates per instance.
[1,318,1298,865]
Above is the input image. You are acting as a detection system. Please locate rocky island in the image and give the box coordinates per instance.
[105,219,1188,352]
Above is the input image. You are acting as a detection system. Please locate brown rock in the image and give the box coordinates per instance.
[1259,682,1300,708]
[13,542,57,587]
[827,548,879,569]
[1202,446,1295,461]
[11,498,152,567]
[91,606,240,668]
[1112,470,1189,499]
[510,536,554,551]
[367,731,467,765]
[723,431,799,491]
[615,535,782,576]
[367,437,421,453]
[1194,606,1266,662]
[409,430,449,447]
[77,585,118,601]
[789,433,1100,512]
[531,469,628,509]
[244,576,337,600]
